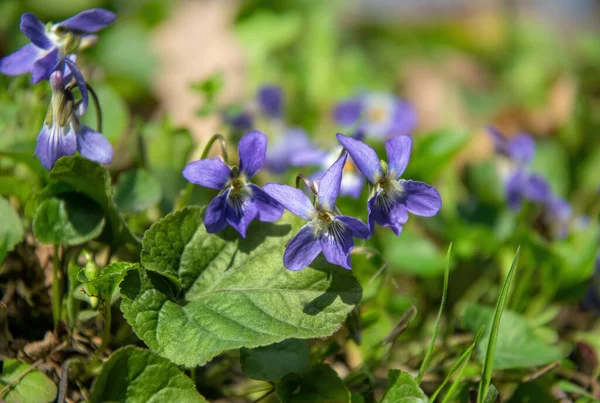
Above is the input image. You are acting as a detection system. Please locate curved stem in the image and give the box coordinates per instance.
[85,82,103,133]
[201,133,228,163]
[95,301,112,359]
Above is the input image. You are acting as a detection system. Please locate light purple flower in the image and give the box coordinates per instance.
[182,130,284,237]
[0,9,114,106]
[35,71,113,170]
[265,128,315,174]
[264,153,370,271]
[308,148,364,199]
[337,133,441,235]
[488,126,535,164]
[544,196,573,240]
[333,92,416,140]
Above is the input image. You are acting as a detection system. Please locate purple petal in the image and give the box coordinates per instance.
[336,133,383,183]
[317,153,347,211]
[488,125,508,155]
[320,221,354,270]
[367,192,408,235]
[57,8,116,33]
[547,197,572,221]
[335,216,370,239]
[398,180,442,217]
[507,133,536,164]
[289,147,329,167]
[385,135,412,178]
[35,125,77,170]
[31,47,60,83]
[205,191,229,233]
[65,58,88,113]
[223,110,253,132]
[283,223,321,271]
[505,170,526,210]
[0,44,40,75]
[340,170,363,199]
[225,193,258,238]
[238,130,266,179]
[333,99,362,126]
[263,183,315,220]
[249,184,284,222]
[77,125,113,165]
[524,173,551,203]
[182,158,232,190]
[257,85,283,119]
[266,128,314,173]
[20,13,52,50]
[386,100,417,138]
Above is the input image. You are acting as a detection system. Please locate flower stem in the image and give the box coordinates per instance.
[95,301,112,359]
[52,244,63,329]
[86,82,103,133]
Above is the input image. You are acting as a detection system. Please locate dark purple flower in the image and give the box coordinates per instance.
[35,71,113,170]
[0,9,114,96]
[333,93,416,140]
[257,85,284,119]
[264,154,369,271]
[223,110,253,132]
[337,133,441,235]
[505,168,551,210]
[182,130,284,237]
[584,255,600,315]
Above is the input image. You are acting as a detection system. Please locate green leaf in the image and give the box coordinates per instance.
[417,243,452,383]
[380,369,428,403]
[32,156,139,246]
[0,176,34,203]
[483,384,499,403]
[437,326,486,403]
[382,227,446,278]
[89,346,206,403]
[0,197,23,264]
[477,248,520,403]
[79,262,139,301]
[240,339,310,381]
[32,196,105,245]
[191,72,224,116]
[121,207,362,367]
[145,121,193,213]
[114,169,162,213]
[277,363,350,403]
[0,359,57,403]
[464,304,564,371]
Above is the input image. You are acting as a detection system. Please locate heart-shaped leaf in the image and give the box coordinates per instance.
[277,363,350,403]
[33,195,105,245]
[0,359,57,403]
[121,206,362,367]
[380,369,428,403]
[241,339,310,381]
[89,346,206,402]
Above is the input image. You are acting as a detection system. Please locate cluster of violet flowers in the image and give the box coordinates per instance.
[182,127,442,272]
[0,9,115,170]
[489,126,573,239]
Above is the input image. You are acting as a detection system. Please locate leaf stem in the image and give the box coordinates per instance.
[52,244,63,329]
[252,388,275,403]
[417,243,452,384]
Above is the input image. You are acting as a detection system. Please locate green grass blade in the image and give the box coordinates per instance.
[433,326,485,402]
[416,243,452,384]
[477,247,521,403]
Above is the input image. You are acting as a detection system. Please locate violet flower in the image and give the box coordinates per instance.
[35,71,113,170]
[264,153,370,271]
[265,128,315,174]
[0,9,115,106]
[333,92,416,140]
[544,196,573,240]
[182,130,284,237]
[337,133,441,235]
[488,126,551,210]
